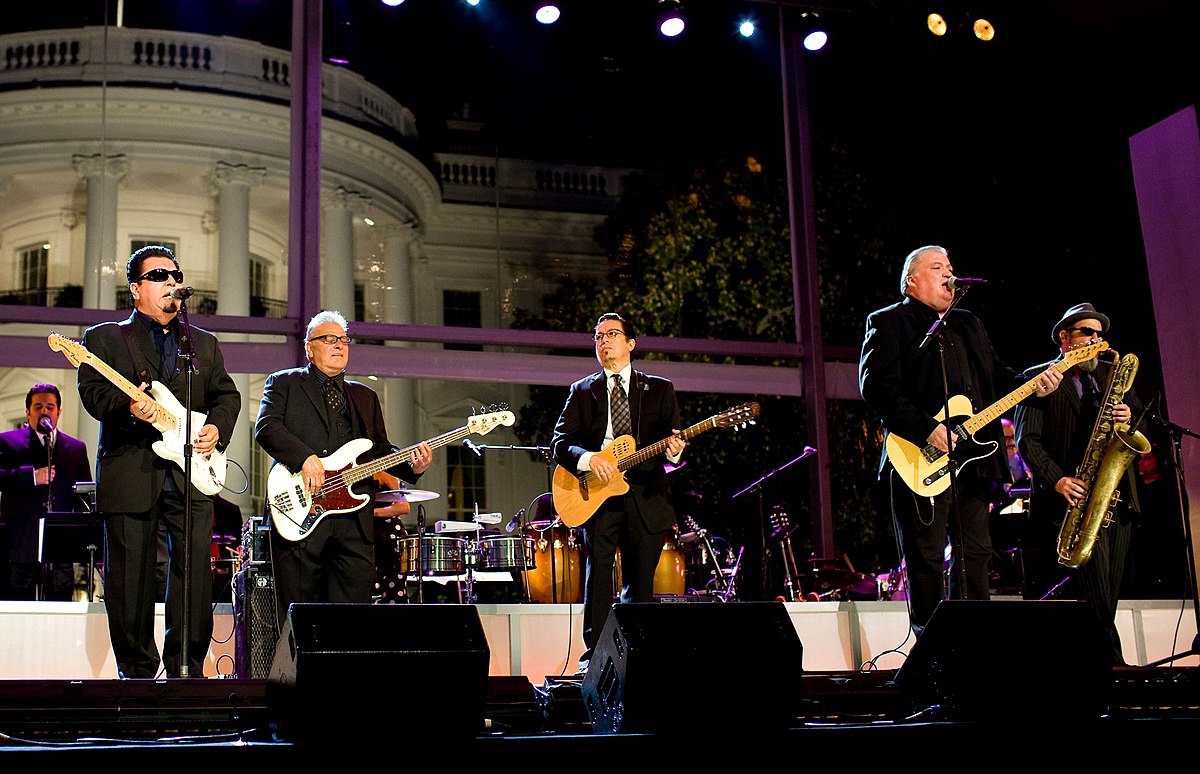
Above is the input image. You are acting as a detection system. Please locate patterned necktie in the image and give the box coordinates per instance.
[610,373,632,437]
[324,378,346,416]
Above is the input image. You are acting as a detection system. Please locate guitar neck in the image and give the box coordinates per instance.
[85,356,153,405]
[617,415,719,471]
[341,425,471,484]
[962,357,1075,434]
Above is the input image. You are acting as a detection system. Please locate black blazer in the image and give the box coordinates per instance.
[859,296,1026,481]
[254,363,421,539]
[1014,357,1142,521]
[0,426,92,563]
[78,313,241,513]
[551,368,680,533]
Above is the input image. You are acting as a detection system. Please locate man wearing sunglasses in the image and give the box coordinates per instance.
[1013,302,1142,664]
[255,310,433,628]
[78,245,241,679]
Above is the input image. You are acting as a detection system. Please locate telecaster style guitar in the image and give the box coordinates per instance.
[268,410,515,541]
[885,340,1109,496]
[552,402,759,528]
[48,331,228,496]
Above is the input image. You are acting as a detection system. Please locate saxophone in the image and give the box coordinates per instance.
[1056,351,1151,569]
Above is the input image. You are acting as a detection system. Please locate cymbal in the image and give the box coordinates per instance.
[376,488,441,503]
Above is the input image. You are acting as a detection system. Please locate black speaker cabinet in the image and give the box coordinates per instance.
[581,602,803,734]
[268,603,490,742]
[233,568,279,679]
[895,600,1112,721]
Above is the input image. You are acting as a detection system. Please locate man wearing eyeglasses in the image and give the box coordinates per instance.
[78,245,241,678]
[255,310,433,628]
[1013,302,1141,664]
[551,312,685,674]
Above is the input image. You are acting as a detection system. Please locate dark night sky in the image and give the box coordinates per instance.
[5,0,1200,397]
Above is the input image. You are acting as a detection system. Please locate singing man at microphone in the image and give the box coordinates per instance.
[858,245,1062,636]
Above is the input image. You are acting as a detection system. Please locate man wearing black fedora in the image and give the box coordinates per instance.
[1013,302,1142,664]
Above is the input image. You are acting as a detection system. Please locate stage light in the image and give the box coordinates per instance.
[535,4,560,24]
[658,0,685,38]
[381,0,405,7]
[800,12,826,52]
[738,20,756,38]
[973,18,995,41]
[927,13,947,36]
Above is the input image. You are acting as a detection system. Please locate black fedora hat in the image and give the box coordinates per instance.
[1051,302,1110,344]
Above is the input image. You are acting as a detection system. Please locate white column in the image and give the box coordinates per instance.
[209,162,265,519]
[211,162,265,317]
[72,154,128,310]
[324,186,368,318]
[380,223,418,467]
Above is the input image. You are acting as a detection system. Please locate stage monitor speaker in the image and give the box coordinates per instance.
[268,603,490,743]
[895,600,1112,722]
[581,601,803,734]
[233,567,278,679]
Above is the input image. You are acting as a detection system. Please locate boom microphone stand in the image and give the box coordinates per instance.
[1145,412,1200,667]
[917,289,969,598]
[731,446,818,599]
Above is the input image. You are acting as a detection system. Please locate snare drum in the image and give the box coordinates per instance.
[397,536,466,576]
[615,530,686,597]
[478,534,536,571]
[524,520,583,603]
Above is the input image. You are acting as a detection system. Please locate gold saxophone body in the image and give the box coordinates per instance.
[1056,351,1151,569]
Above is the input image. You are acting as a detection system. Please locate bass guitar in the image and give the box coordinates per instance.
[552,402,759,528]
[886,340,1108,496]
[268,410,515,541]
[48,332,227,496]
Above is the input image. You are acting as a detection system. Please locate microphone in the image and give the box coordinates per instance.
[948,276,989,291]
[169,286,195,301]
[463,438,483,457]
[37,416,54,434]
[505,508,525,534]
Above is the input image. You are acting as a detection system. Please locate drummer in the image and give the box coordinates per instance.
[255,310,434,625]
[373,470,410,603]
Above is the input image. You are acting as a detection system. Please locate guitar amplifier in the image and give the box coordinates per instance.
[240,515,271,567]
[233,566,279,679]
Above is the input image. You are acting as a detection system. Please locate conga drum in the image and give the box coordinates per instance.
[524,520,583,603]
[614,529,686,597]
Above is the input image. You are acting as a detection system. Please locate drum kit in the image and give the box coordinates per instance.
[372,487,747,603]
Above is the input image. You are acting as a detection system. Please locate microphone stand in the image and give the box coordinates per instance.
[176,297,198,678]
[416,504,426,604]
[1145,413,1200,667]
[917,290,969,599]
[36,427,54,601]
[731,446,818,600]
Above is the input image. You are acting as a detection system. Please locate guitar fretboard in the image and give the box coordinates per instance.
[339,425,475,484]
[616,414,721,472]
[961,348,1101,435]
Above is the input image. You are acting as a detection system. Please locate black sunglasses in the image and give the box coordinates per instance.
[136,267,184,284]
[1066,326,1103,337]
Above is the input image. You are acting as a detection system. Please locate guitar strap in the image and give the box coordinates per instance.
[118,316,162,387]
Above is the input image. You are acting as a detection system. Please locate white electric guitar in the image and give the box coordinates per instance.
[48,332,228,496]
[267,410,515,541]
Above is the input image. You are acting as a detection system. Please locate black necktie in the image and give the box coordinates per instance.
[610,374,632,437]
[324,378,346,416]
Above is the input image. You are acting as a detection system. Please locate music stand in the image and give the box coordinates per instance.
[38,513,103,602]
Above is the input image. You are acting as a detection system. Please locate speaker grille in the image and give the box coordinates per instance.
[233,568,278,679]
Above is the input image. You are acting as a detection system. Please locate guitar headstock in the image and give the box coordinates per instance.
[47,332,88,367]
[469,410,516,436]
[1062,339,1109,367]
[769,506,790,538]
[715,401,760,429]
[683,514,701,534]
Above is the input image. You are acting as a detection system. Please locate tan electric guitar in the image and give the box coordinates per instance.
[885,340,1109,496]
[552,402,760,528]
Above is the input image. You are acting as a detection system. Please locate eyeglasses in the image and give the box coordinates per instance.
[136,267,184,284]
[309,334,352,346]
[594,330,627,343]
[1066,326,1103,337]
